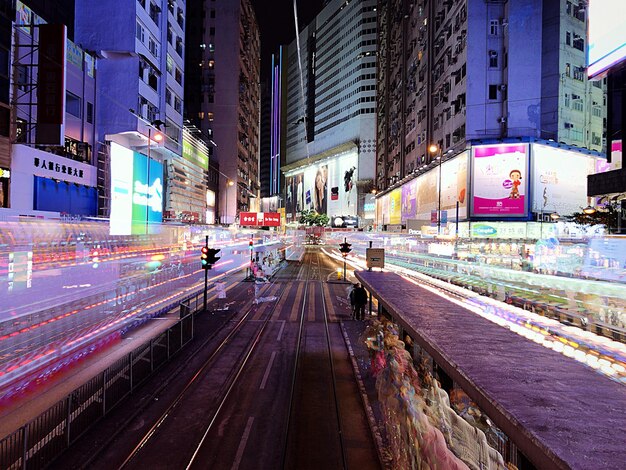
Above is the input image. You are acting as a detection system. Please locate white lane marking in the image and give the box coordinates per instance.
[231,417,255,470]
[276,320,286,341]
[259,351,277,390]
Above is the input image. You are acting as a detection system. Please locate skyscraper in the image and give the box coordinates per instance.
[185,0,261,225]
[284,0,378,226]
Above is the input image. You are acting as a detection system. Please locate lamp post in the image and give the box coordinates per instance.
[429,144,442,235]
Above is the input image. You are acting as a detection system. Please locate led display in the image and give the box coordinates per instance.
[587,0,626,77]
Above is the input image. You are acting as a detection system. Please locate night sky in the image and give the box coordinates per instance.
[251,0,324,76]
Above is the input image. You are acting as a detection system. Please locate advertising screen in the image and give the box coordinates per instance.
[389,189,401,225]
[532,145,596,216]
[588,0,626,78]
[110,142,163,235]
[471,144,528,217]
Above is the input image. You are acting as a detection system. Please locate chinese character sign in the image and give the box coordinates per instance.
[471,144,528,217]
[239,212,281,227]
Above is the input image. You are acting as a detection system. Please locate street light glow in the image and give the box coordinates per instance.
[429,144,439,154]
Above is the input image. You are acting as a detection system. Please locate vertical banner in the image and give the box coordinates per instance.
[471,144,528,217]
[36,24,66,145]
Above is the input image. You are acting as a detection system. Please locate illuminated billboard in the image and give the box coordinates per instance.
[532,145,596,216]
[285,149,358,220]
[389,189,401,225]
[588,0,626,78]
[471,144,528,217]
[110,142,163,235]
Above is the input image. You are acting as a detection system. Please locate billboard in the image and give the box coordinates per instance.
[285,149,358,220]
[36,24,67,145]
[588,0,626,78]
[110,142,163,235]
[471,144,528,217]
[389,189,401,225]
[239,212,281,227]
[532,145,596,216]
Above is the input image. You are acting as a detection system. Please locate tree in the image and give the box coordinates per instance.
[571,204,618,233]
[299,209,329,226]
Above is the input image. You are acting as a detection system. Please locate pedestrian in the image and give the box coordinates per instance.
[349,284,357,319]
[354,283,368,321]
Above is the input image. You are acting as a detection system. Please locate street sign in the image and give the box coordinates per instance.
[366,248,385,269]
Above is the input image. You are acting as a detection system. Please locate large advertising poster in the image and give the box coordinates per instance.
[389,189,401,225]
[471,144,528,217]
[440,152,468,216]
[588,0,626,78]
[401,180,417,221]
[415,169,438,221]
[532,145,596,216]
[110,142,163,235]
[326,151,358,217]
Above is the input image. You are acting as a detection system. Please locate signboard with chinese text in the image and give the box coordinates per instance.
[239,212,281,227]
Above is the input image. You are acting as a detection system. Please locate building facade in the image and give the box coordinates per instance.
[375,0,606,229]
[0,1,13,208]
[284,0,378,226]
[73,0,187,227]
[185,0,261,225]
[8,2,98,216]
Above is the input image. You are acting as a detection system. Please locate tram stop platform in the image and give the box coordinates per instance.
[355,270,626,470]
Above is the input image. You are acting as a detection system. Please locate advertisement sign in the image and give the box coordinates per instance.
[389,189,401,225]
[36,24,67,145]
[285,172,304,221]
[588,0,626,78]
[239,212,281,227]
[532,144,596,216]
[110,142,163,235]
[366,248,385,269]
[471,144,528,217]
[440,152,468,214]
[182,136,209,169]
[401,180,417,221]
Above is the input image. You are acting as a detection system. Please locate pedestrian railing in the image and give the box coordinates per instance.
[0,300,198,470]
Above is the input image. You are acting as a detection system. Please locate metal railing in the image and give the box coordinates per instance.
[0,303,198,470]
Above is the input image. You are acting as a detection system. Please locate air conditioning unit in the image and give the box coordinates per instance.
[564,122,574,129]
[489,50,498,58]
[500,18,509,27]
[498,117,507,123]
[499,84,507,91]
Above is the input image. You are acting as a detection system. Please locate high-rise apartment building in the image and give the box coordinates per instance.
[375,0,605,229]
[74,0,187,223]
[284,0,378,226]
[377,0,605,192]
[185,0,261,225]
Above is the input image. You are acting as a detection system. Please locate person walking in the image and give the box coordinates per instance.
[354,283,368,321]
[349,283,358,320]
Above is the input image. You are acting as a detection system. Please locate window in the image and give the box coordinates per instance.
[488,84,498,100]
[166,54,173,74]
[138,0,146,8]
[566,1,572,15]
[174,96,182,113]
[210,27,215,36]
[175,67,182,84]
[167,26,173,45]
[136,22,145,42]
[565,62,571,77]
[592,106,603,117]
[489,19,499,36]
[86,102,93,124]
[149,37,158,57]
[489,51,498,68]
[149,2,160,24]
[176,37,183,57]
[165,88,172,105]
[210,9,215,18]
[573,66,585,81]
[66,91,81,118]
[564,93,570,107]
[208,112,214,121]
[566,31,571,46]
[572,35,584,52]
[16,65,29,91]
[148,72,158,90]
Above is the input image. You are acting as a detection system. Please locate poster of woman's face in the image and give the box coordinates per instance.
[314,165,328,214]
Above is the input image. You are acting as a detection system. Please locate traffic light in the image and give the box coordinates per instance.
[207,248,221,269]
[249,240,254,251]
[90,249,100,269]
[201,246,209,269]
[339,238,352,258]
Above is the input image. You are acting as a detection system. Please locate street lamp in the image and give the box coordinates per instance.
[550,212,560,221]
[429,143,442,234]
[582,205,596,215]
